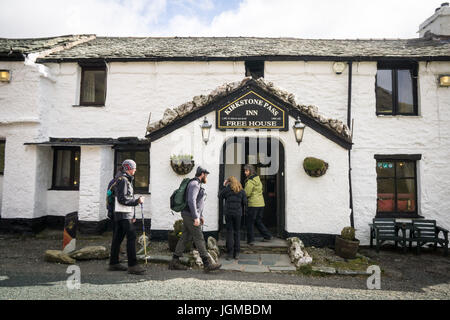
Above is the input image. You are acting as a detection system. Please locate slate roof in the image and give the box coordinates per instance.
[0,35,94,60]
[35,36,450,63]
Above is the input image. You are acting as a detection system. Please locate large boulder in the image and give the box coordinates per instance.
[44,250,76,264]
[69,246,109,260]
[286,237,313,267]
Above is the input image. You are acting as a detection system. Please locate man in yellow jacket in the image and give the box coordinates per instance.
[243,164,272,245]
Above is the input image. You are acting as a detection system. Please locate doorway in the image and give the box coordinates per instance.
[219,137,285,238]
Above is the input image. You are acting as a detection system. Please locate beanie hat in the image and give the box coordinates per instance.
[122,159,137,171]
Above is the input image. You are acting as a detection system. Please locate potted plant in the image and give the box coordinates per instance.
[168,219,192,252]
[170,154,195,175]
[335,226,360,259]
[303,157,328,177]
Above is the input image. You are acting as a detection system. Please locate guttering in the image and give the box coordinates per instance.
[347,60,354,228]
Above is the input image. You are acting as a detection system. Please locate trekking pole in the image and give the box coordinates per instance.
[140,203,148,265]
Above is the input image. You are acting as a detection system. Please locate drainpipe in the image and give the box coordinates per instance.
[347,61,354,228]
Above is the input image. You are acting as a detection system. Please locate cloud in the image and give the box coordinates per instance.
[155,0,442,39]
[0,0,167,38]
[0,0,444,39]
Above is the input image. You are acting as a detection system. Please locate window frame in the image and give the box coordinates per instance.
[79,66,107,106]
[375,155,421,218]
[0,140,5,175]
[114,147,150,194]
[375,61,419,116]
[245,60,265,79]
[51,147,81,191]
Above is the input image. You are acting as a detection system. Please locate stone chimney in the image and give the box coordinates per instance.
[419,2,450,38]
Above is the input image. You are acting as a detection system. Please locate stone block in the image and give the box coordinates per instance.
[311,266,336,274]
[242,265,270,273]
[269,266,297,272]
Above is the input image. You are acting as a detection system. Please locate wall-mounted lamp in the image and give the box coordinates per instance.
[293,117,306,145]
[200,117,212,144]
[333,62,346,75]
[438,75,450,87]
[0,70,11,82]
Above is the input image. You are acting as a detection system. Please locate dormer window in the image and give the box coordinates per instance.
[245,60,264,79]
[80,66,106,106]
[375,61,418,116]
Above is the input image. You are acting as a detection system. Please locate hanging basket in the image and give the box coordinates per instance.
[170,155,195,175]
[303,157,329,177]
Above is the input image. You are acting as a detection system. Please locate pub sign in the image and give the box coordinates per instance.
[216,90,288,130]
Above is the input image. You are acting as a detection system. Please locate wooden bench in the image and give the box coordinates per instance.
[412,220,448,256]
[369,218,407,253]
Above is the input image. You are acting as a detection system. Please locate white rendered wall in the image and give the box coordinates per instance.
[351,61,450,245]
[265,61,349,122]
[0,124,41,219]
[45,61,245,138]
[150,110,350,235]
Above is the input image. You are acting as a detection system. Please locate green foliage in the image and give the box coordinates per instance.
[303,157,326,171]
[170,154,193,165]
[173,219,184,235]
[341,226,356,241]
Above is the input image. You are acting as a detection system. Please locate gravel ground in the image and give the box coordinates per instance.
[0,232,449,300]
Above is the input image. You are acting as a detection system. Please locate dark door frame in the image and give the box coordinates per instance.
[218,136,286,238]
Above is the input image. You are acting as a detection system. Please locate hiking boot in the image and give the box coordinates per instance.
[225,254,233,261]
[202,257,221,273]
[233,253,240,260]
[128,264,146,275]
[169,258,189,270]
[262,237,272,242]
[108,263,128,271]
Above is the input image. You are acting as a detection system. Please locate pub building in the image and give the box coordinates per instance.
[0,4,449,247]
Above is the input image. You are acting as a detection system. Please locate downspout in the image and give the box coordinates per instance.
[347,61,354,228]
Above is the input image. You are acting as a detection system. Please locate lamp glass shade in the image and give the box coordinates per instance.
[439,75,450,87]
[200,117,212,143]
[293,119,305,144]
[0,70,10,82]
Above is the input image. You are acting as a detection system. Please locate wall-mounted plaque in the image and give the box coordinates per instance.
[216,90,288,130]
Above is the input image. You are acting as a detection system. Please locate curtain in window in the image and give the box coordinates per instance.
[82,71,96,103]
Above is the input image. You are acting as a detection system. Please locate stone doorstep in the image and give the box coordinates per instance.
[269,266,297,272]
[242,265,270,273]
[134,253,297,273]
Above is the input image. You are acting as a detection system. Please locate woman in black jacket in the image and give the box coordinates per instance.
[218,176,247,260]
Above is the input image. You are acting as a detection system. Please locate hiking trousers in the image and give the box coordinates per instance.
[174,213,209,259]
[109,219,137,267]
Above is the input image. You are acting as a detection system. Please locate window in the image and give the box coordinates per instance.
[245,60,264,79]
[115,149,149,194]
[376,61,418,115]
[375,156,420,217]
[80,67,106,105]
[52,147,80,190]
[0,140,5,175]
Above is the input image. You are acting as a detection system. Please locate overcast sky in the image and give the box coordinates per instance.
[0,0,444,39]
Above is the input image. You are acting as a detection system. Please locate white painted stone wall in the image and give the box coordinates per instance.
[1,58,449,244]
[265,61,349,122]
[45,61,245,138]
[0,124,41,219]
[351,61,450,244]
[150,110,350,235]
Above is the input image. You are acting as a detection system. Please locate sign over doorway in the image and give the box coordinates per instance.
[216,90,288,130]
